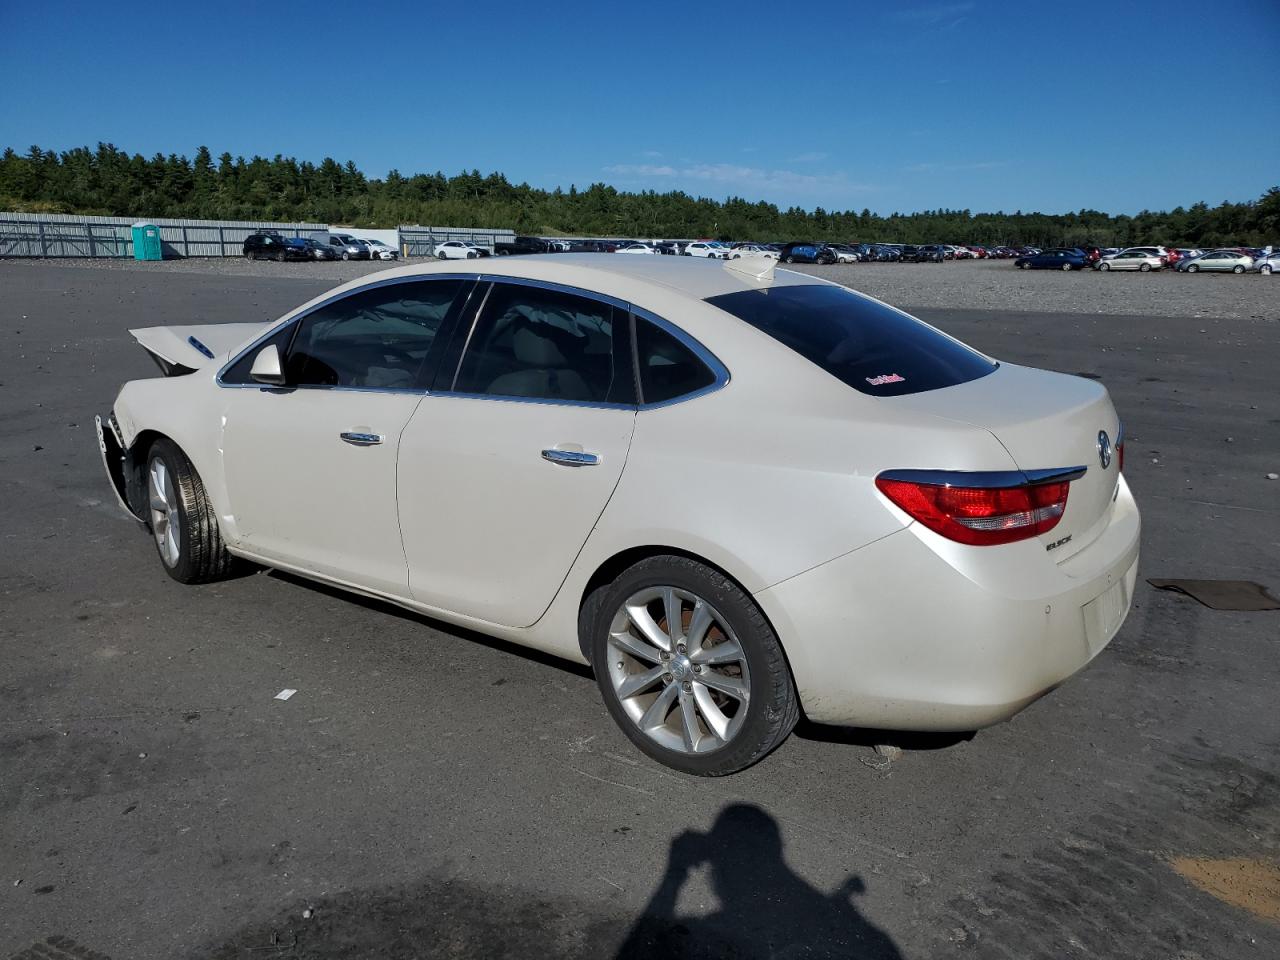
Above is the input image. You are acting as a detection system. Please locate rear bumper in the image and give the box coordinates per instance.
[755,477,1141,730]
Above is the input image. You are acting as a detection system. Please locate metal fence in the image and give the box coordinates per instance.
[399,225,516,257]
[0,213,329,259]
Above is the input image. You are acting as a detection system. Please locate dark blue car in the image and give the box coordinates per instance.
[1014,248,1089,271]
[778,241,837,265]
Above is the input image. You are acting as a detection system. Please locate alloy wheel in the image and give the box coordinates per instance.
[606,586,751,755]
[148,457,181,568]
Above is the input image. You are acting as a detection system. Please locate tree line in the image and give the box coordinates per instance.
[2,143,1277,248]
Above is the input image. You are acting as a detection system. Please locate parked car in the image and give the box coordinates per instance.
[244,231,307,262]
[434,240,483,260]
[967,246,989,259]
[827,244,861,263]
[1250,250,1279,274]
[1176,250,1254,273]
[1103,246,1169,264]
[294,238,337,261]
[778,242,836,264]
[495,236,555,256]
[329,234,370,261]
[1095,251,1163,272]
[616,242,660,255]
[948,245,973,260]
[915,245,948,263]
[1073,246,1102,266]
[98,254,1139,776]
[363,239,399,261]
[729,243,779,260]
[1014,249,1089,270]
[684,241,728,259]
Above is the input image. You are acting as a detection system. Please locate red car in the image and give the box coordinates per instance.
[967,246,989,259]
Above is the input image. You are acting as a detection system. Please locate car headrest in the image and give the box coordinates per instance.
[511,325,566,367]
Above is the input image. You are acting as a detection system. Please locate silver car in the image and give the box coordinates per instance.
[1095,251,1163,272]
[1250,250,1278,275]
[1177,250,1253,273]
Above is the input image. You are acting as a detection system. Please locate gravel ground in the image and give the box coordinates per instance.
[6,255,1277,321]
[2,262,1279,959]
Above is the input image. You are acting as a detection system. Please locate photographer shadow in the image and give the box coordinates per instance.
[616,803,902,959]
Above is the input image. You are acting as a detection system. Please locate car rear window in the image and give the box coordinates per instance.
[705,284,997,397]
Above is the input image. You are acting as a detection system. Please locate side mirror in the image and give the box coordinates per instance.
[249,344,286,386]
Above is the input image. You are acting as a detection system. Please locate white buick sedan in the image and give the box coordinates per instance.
[97,255,1140,775]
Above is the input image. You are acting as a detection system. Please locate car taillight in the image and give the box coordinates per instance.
[875,475,1071,546]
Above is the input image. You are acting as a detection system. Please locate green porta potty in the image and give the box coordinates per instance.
[131,222,163,261]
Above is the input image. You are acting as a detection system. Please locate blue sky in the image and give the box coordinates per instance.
[2,1,1277,215]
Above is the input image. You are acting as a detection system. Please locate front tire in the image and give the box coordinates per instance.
[145,439,239,584]
[588,555,799,776]
[1187,264,1198,272]
[1099,262,1110,271]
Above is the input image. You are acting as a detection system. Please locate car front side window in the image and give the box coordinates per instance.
[280,280,466,390]
[449,283,634,405]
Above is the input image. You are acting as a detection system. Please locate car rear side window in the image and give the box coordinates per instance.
[705,284,996,397]
[450,283,634,404]
[634,317,718,405]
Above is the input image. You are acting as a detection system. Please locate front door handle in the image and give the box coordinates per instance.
[340,431,383,446]
[542,448,600,467]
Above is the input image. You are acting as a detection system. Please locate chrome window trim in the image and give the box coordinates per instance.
[877,466,1088,488]
[215,273,481,390]
[215,272,731,411]
[630,305,731,411]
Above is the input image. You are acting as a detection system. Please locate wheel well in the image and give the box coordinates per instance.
[576,546,776,666]
[119,429,172,519]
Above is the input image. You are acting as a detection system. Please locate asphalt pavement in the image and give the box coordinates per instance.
[1,261,1278,959]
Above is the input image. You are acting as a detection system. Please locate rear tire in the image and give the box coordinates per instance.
[145,438,241,584]
[588,555,799,776]
[1263,265,1273,275]
[1139,263,1151,272]
[1232,264,1245,274]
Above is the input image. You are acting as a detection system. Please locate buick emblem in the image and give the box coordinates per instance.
[1097,430,1112,469]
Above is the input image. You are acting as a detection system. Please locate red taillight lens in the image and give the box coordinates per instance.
[875,477,1071,546]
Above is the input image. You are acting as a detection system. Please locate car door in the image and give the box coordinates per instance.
[397,278,637,627]
[218,277,471,596]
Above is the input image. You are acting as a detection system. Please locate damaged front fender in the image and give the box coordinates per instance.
[95,413,147,524]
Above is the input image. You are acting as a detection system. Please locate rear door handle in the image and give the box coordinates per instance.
[340,432,383,446]
[542,448,600,467]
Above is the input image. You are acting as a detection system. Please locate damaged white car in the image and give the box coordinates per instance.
[98,254,1140,775]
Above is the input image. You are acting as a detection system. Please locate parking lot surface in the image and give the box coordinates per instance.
[2,261,1278,959]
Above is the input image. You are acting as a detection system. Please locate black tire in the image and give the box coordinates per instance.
[1232,264,1245,274]
[245,248,255,261]
[784,255,796,264]
[341,251,351,261]
[1139,263,1151,272]
[1099,262,1110,271]
[145,438,240,584]
[1187,264,1198,273]
[587,555,799,776]
[276,250,286,262]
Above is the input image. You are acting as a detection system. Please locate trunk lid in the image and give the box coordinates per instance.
[887,363,1121,560]
[129,322,270,374]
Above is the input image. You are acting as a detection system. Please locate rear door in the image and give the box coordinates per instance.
[398,279,637,626]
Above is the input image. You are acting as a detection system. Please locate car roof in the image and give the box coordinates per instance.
[351,251,824,302]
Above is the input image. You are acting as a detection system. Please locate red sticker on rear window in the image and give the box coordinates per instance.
[865,373,905,386]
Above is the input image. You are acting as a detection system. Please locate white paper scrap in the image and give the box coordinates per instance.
[274,688,297,701]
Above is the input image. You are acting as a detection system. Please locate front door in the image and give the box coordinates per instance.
[398,279,637,627]
[218,277,470,596]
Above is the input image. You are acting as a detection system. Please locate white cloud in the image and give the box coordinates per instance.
[906,160,1008,173]
[641,149,664,158]
[603,160,878,204]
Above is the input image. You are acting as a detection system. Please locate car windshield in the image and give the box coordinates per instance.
[705,284,997,397]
